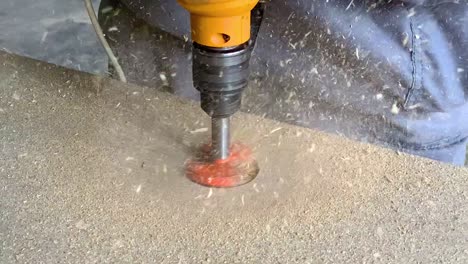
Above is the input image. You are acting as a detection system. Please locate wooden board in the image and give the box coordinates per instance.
[1,51,467,263]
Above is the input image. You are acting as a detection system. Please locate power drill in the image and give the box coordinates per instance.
[178,0,259,160]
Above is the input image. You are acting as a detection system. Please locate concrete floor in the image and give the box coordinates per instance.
[1,52,468,263]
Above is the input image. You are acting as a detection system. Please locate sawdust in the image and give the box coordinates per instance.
[1,51,468,263]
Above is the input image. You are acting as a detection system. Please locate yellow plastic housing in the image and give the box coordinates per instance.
[178,0,259,47]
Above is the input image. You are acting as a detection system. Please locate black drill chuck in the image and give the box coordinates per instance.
[192,42,252,118]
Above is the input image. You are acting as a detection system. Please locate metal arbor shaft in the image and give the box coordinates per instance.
[211,117,230,160]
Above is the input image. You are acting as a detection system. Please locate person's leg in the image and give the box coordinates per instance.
[99,0,468,165]
[245,0,468,165]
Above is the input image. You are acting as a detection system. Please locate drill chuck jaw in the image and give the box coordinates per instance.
[193,43,252,118]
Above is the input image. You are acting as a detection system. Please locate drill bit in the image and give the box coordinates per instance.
[211,117,230,160]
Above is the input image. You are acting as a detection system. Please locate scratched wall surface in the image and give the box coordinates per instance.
[0,0,106,74]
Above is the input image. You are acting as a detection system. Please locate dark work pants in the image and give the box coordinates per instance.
[100,0,468,165]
